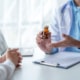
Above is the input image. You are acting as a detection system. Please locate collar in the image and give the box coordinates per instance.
[71,0,80,12]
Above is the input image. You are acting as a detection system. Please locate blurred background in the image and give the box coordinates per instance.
[0,0,67,53]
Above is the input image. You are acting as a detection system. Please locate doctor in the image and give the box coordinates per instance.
[36,0,80,54]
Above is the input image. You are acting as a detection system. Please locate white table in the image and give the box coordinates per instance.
[11,48,80,80]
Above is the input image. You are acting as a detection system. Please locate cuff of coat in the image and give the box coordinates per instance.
[3,59,15,71]
[46,48,58,54]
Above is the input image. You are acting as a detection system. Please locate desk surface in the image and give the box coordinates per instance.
[11,48,80,80]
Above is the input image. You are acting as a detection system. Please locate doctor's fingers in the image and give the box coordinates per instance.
[62,34,72,40]
[37,31,51,39]
[36,37,44,44]
[36,31,43,40]
[47,32,51,39]
[36,32,44,42]
[37,31,43,37]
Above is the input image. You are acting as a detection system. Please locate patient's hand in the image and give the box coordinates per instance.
[0,54,6,63]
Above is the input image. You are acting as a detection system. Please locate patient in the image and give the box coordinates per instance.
[0,30,22,80]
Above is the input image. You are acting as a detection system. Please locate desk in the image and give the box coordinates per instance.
[11,48,80,80]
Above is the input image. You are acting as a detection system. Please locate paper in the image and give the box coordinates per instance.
[34,52,80,69]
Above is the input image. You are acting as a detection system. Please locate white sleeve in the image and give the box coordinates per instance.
[49,9,61,43]
[0,59,15,80]
[47,9,61,54]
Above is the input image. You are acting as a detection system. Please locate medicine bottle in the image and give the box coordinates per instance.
[43,26,49,39]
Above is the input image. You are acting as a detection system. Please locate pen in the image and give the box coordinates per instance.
[40,60,60,67]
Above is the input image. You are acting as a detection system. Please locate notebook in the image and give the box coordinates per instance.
[33,52,80,69]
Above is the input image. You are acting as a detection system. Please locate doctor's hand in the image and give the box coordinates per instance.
[36,31,52,53]
[50,34,80,48]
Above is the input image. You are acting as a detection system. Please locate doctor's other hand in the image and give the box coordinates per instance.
[6,49,22,68]
[50,34,80,48]
[36,31,52,53]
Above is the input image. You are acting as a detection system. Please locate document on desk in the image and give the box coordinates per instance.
[33,52,80,69]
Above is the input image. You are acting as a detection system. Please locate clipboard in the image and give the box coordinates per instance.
[33,52,80,69]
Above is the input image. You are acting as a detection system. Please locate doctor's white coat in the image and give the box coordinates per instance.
[49,1,74,52]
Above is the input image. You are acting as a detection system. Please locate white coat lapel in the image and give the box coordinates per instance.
[62,4,73,35]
